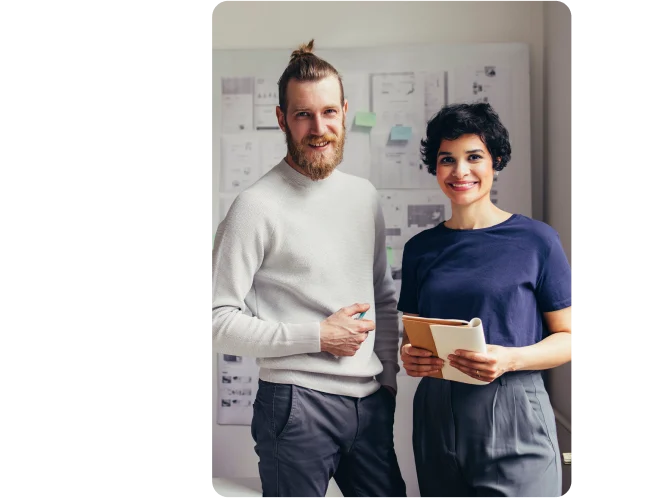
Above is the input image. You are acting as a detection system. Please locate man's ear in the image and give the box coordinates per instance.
[276,106,286,133]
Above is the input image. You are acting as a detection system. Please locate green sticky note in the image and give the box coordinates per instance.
[387,246,394,266]
[390,126,412,141]
[355,111,377,128]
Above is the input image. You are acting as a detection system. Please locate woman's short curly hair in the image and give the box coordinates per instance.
[420,102,511,175]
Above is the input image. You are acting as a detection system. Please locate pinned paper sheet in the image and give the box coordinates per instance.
[355,111,377,128]
[390,126,412,141]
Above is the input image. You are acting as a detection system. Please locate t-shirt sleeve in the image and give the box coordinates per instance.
[397,241,419,314]
[535,233,572,312]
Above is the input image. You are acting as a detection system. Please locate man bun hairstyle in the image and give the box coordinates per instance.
[288,39,316,63]
[278,39,344,112]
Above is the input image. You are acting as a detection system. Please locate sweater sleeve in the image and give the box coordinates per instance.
[371,197,401,393]
[212,193,321,357]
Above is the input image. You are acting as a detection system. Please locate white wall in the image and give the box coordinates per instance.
[543,1,572,263]
[212,1,571,494]
[543,1,572,493]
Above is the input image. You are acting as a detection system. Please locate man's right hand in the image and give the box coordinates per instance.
[320,303,374,356]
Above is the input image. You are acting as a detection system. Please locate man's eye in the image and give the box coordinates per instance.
[296,112,309,118]
[325,109,337,114]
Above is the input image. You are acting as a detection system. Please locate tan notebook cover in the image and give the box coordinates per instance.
[402,316,468,379]
[402,316,488,385]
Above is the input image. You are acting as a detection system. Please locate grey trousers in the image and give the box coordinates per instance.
[413,371,562,497]
[251,380,406,497]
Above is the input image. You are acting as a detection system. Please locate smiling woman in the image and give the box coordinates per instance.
[422,102,512,222]
[436,134,496,207]
[398,102,572,497]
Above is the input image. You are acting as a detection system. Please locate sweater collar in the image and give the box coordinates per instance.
[275,159,337,189]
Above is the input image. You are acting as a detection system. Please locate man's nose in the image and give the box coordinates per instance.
[310,114,324,135]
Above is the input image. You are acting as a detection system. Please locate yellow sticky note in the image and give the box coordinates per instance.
[355,111,377,128]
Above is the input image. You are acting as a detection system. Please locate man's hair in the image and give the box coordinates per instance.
[420,102,512,175]
[277,39,344,112]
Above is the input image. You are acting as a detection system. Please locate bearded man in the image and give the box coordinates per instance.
[212,40,405,497]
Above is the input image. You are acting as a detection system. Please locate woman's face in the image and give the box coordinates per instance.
[435,134,496,207]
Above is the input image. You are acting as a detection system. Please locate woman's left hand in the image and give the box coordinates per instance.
[447,345,515,383]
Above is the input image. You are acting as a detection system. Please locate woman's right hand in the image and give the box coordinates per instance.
[400,342,445,377]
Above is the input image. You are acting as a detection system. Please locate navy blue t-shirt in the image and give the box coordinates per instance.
[397,214,571,347]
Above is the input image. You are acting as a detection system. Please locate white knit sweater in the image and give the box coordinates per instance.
[212,160,400,397]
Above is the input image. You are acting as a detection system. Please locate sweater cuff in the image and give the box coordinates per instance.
[286,321,321,354]
[376,361,399,394]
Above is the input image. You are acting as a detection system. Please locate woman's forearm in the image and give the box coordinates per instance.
[509,332,571,371]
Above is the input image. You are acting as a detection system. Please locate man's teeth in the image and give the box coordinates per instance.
[310,141,329,147]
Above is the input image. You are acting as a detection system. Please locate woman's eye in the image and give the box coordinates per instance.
[469,154,483,161]
[439,157,454,164]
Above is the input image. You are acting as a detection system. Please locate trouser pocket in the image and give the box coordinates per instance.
[252,380,297,441]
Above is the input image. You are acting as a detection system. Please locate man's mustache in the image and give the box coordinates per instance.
[303,134,337,145]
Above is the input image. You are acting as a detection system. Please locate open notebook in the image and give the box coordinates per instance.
[402,315,488,385]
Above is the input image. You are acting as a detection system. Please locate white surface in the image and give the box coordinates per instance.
[212,478,261,497]
[212,477,343,497]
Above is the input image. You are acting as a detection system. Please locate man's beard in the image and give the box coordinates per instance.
[284,122,345,181]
